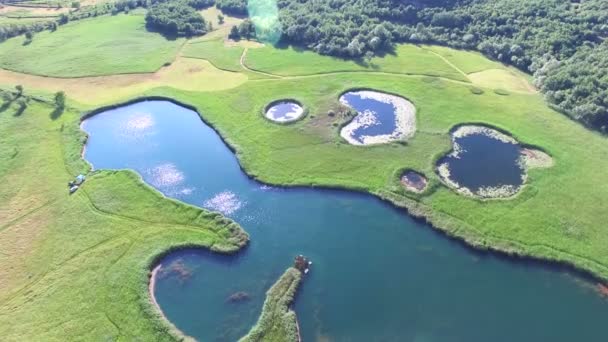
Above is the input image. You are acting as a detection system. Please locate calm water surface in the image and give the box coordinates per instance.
[265,101,303,122]
[82,100,608,342]
[340,91,398,143]
[439,132,524,194]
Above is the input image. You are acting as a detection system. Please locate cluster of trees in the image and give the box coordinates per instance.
[145,0,209,37]
[229,18,255,40]
[269,0,608,133]
[216,0,247,16]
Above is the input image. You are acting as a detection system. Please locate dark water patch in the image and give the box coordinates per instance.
[339,90,416,145]
[437,125,526,198]
[264,100,304,123]
[400,170,428,193]
[83,101,608,342]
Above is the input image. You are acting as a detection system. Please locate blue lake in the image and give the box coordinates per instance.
[438,128,525,196]
[82,100,608,342]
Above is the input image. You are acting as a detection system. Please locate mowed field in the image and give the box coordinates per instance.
[0,13,184,77]
[1,10,608,341]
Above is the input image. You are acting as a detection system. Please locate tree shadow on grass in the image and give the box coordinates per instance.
[13,105,27,117]
[0,101,11,113]
[50,107,64,120]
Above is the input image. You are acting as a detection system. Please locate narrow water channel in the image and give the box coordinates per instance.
[82,100,608,342]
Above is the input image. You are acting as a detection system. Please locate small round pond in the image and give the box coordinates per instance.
[339,90,416,145]
[82,101,604,342]
[264,100,304,123]
[437,125,551,198]
[400,170,428,193]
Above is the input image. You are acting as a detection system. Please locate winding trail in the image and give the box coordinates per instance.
[239,48,282,78]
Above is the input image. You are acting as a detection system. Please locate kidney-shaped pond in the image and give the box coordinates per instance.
[82,100,607,342]
[340,90,416,145]
[437,125,552,198]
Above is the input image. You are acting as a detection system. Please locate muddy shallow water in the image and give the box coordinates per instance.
[82,100,608,342]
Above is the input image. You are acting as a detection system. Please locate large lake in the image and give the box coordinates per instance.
[82,100,608,342]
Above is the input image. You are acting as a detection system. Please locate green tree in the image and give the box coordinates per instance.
[71,1,81,9]
[54,91,66,109]
[229,25,240,40]
[15,85,23,97]
[24,31,34,44]
[218,14,225,25]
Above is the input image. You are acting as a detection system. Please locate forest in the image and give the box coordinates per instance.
[216,0,608,133]
[0,0,605,130]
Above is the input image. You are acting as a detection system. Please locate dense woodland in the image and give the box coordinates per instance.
[0,0,605,131]
[145,0,211,36]
[211,0,608,133]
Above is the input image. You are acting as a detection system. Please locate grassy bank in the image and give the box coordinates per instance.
[239,267,302,342]
[0,101,247,340]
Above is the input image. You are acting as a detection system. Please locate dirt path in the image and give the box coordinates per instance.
[239,48,282,78]
[424,48,471,81]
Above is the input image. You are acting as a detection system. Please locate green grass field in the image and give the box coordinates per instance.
[0,12,608,341]
[0,13,184,77]
[183,39,245,72]
[244,44,470,82]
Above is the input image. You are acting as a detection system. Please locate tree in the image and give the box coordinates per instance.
[238,19,255,40]
[58,14,69,25]
[145,0,207,37]
[72,1,81,9]
[218,14,225,25]
[54,91,66,109]
[15,85,23,97]
[24,31,34,44]
[229,25,240,40]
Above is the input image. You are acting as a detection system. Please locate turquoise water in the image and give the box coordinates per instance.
[82,100,608,342]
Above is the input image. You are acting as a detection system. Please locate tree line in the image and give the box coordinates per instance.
[265,0,607,132]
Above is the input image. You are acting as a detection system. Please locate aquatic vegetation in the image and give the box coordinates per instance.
[157,259,194,283]
[437,125,553,198]
[227,291,252,303]
[239,268,302,342]
[339,90,416,145]
[400,170,428,193]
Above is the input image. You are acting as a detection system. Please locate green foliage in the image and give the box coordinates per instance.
[216,0,247,16]
[273,0,608,132]
[239,268,301,342]
[145,0,208,37]
[229,25,239,39]
[237,19,255,40]
[54,91,66,109]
